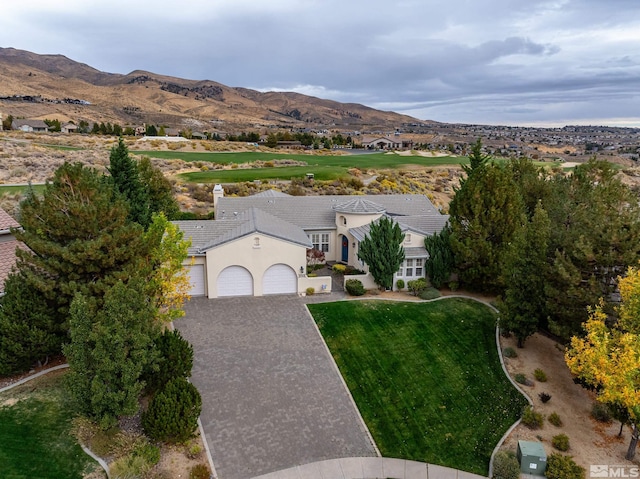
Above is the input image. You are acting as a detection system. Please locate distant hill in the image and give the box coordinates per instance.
[0,47,425,132]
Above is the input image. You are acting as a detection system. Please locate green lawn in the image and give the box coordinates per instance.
[133,150,467,170]
[181,165,350,183]
[0,371,103,479]
[0,184,46,195]
[308,298,527,475]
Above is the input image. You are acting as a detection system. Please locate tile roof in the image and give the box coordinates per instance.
[216,194,441,230]
[0,239,28,294]
[174,207,312,255]
[251,189,292,198]
[332,198,386,214]
[0,208,20,232]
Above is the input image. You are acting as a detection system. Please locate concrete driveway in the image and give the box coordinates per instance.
[175,295,377,479]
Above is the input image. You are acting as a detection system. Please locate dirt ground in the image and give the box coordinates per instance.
[500,332,640,469]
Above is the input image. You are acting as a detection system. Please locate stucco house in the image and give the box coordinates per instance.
[174,186,448,298]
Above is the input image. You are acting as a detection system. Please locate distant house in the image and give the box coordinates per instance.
[0,208,26,296]
[11,119,49,133]
[361,136,413,151]
[61,123,78,134]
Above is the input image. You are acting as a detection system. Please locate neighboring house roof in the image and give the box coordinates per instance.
[0,208,20,232]
[216,194,441,231]
[175,207,312,255]
[404,246,429,258]
[0,208,24,295]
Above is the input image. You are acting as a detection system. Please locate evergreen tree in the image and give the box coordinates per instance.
[146,124,158,136]
[145,329,193,394]
[0,272,64,375]
[357,216,405,290]
[499,202,550,347]
[449,162,525,292]
[464,138,490,173]
[424,225,454,288]
[543,160,640,339]
[14,162,146,328]
[65,280,159,428]
[142,377,202,443]
[108,137,151,228]
[138,157,180,220]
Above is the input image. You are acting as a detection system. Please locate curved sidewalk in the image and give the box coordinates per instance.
[251,457,487,479]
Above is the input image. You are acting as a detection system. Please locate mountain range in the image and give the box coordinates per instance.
[0,47,423,132]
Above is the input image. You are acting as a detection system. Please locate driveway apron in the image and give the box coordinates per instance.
[175,295,377,479]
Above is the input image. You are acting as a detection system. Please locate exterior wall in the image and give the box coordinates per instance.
[307,230,338,262]
[343,273,377,290]
[334,211,382,267]
[204,234,307,298]
[299,275,332,295]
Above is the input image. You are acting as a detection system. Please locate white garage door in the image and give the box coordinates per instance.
[186,264,205,296]
[218,266,253,297]
[263,264,297,295]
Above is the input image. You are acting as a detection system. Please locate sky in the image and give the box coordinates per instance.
[2,0,640,128]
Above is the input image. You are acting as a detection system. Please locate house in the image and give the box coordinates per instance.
[61,123,78,134]
[361,136,413,150]
[0,208,23,296]
[174,187,448,298]
[11,119,49,133]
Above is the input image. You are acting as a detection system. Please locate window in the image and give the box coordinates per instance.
[415,258,423,276]
[310,233,330,253]
[404,233,412,245]
[397,258,425,277]
[405,259,414,277]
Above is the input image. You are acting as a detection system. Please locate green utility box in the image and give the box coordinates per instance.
[517,440,547,475]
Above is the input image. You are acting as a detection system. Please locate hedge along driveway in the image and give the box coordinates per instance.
[308,298,528,476]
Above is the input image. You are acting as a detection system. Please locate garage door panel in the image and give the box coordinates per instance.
[186,264,205,296]
[218,266,253,297]
[263,264,297,295]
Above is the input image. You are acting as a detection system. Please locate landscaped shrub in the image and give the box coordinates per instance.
[306,287,315,296]
[552,433,570,451]
[448,280,459,291]
[396,279,405,290]
[142,377,202,443]
[344,266,365,275]
[539,392,552,403]
[545,454,585,479]
[502,347,517,358]
[521,406,544,429]
[591,402,612,423]
[145,329,194,394]
[514,373,528,385]
[190,464,211,479]
[407,278,428,296]
[492,450,520,479]
[332,264,347,274]
[534,368,547,382]
[549,412,563,427]
[418,287,441,300]
[345,279,366,296]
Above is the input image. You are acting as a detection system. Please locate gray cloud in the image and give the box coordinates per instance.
[1,0,640,126]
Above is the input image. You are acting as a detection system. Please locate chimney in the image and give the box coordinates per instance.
[212,184,224,212]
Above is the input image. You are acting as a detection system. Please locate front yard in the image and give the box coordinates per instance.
[308,298,527,475]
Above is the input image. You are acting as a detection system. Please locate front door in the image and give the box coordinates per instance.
[341,236,349,262]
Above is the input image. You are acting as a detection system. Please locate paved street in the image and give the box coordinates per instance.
[175,295,377,479]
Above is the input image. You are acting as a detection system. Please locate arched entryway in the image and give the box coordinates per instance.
[341,235,349,262]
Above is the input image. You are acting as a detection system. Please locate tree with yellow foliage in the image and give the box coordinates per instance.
[565,266,640,460]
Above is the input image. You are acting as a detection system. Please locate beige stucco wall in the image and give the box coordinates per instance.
[334,211,382,267]
[204,234,307,298]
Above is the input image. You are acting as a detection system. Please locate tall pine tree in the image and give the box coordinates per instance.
[357,216,405,290]
[108,137,151,228]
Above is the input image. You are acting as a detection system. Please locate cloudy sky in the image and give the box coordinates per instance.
[2,0,640,127]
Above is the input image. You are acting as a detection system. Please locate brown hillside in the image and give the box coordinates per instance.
[0,47,421,131]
